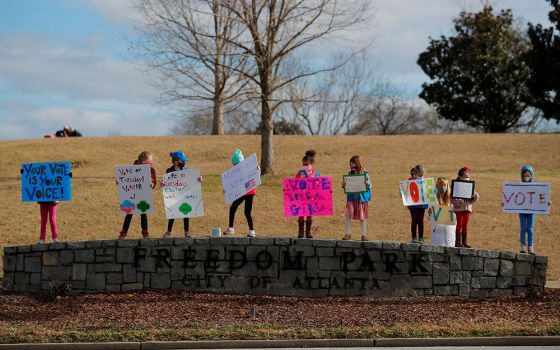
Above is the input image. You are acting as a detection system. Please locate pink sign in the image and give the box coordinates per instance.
[283,176,333,217]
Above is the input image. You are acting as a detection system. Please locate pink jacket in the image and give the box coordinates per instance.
[452,192,479,213]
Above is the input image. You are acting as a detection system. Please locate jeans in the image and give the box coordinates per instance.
[519,213,535,247]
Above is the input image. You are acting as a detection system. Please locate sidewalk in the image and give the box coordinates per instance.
[546,280,560,289]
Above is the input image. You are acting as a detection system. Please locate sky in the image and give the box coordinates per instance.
[0,0,554,140]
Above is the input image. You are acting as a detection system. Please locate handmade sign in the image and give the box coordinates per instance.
[502,182,551,215]
[222,153,261,205]
[399,178,438,206]
[161,169,204,219]
[115,165,154,215]
[21,162,72,202]
[343,174,368,194]
[283,176,333,217]
[451,180,475,199]
[428,205,456,225]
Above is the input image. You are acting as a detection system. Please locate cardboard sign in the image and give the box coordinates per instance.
[21,162,72,202]
[399,178,438,206]
[428,205,456,225]
[221,153,261,205]
[451,180,475,199]
[343,174,368,194]
[162,169,204,219]
[283,176,333,217]
[502,182,551,215]
[115,165,154,215]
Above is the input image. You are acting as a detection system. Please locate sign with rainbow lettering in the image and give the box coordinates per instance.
[221,153,261,205]
[283,176,333,217]
[399,178,438,206]
[21,162,72,202]
[502,182,551,215]
[162,169,204,219]
[115,165,154,215]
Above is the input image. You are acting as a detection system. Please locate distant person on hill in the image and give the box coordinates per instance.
[118,151,156,239]
[341,155,371,241]
[295,150,318,239]
[224,149,258,238]
[55,125,82,137]
[408,165,428,244]
[162,150,203,238]
[519,165,536,255]
[451,166,479,248]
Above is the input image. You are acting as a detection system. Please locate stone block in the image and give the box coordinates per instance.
[86,273,105,290]
[72,264,87,281]
[499,260,514,276]
[458,248,477,256]
[462,256,483,270]
[471,276,496,289]
[173,237,194,246]
[483,258,500,277]
[107,273,123,285]
[382,242,401,250]
[316,247,335,257]
[17,245,31,253]
[412,275,432,289]
[390,275,411,290]
[117,239,140,247]
[42,251,59,266]
[58,250,74,265]
[4,246,17,254]
[116,248,136,264]
[66,241,86,249]
[29,273,41,285]
[139,239,159,246]
[274,237,292,246]
[458,284,470,297]
[434,285,458,296]
[515,261,533,276]
[401,243,420,252]
[93,263,122,273]
[123,264,137,283]
[3,255,16,272]
[75,250,94,263]
[477,249,500,258]
[42,266,71,281]
[85,241,103,249]
[450,271,471,284]
[450,256,462,270]
[48,242,67,250]
[535,256,548,264]
[101,240,118,248]
[312,239,337,247]
[249,237,275,246]
[420,245,445,254]
[500,251,517,259]
[433,263,450,284]
[31,244,49,252]
[497,277,512,289]
[106,284,121,293]
[122,283,143,292]
[517,254,535,263]
[16,254,24,272]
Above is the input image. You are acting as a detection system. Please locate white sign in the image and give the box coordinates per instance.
[502,182,551,215]
[343,174,368,194]
[451,180,475,199]
[399,178,438,206]
[162,169,204,219]
[428,205,456,225]
[115,165,154,215]
[221,153,261,205]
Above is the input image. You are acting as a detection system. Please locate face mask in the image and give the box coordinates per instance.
[523,176,531,182]
[178,162,185,168]
[350,165,357,171]
[416,175,423,180]
[304,165,312,172]
[440,186,447,193]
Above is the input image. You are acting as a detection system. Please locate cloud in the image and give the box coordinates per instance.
[84,0,140,24]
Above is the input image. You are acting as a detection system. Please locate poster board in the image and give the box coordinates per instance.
[428,205,456,225]
[221,153,261,205]
[283,176,333,217]
[399,177,438,206]
[343,174,368,194]
[21,162,72,202]
[115,165,154,215]
[451,180,475,199]
[162,169,204,219]
[502,182,551,215]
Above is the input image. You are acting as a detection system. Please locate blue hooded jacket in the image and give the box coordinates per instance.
[520,165,534,182]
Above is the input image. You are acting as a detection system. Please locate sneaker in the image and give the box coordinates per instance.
[247,230,256,238]
[361,236,368,241]
[141,229,150,239]
[224,227,235,235]
[162,231,171,238]
[419,238,424,245]
[528,246,535,255]
[53,238,60,243]
[118,230,127,239]
[342,235,351,240]
[184,231,192,238]
[411,237,418,244]
[37,239,45,244]
[520,246,527,254]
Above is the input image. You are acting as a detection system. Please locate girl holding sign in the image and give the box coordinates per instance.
[162,151,203,238]
[341,155,371,241]
[519,165,536,254]
[429,177,456,247]
[118,151,156,239]
[295,150,318,238]
[408,165,428,244]
[224,149,257,238]
[451,166,479,248]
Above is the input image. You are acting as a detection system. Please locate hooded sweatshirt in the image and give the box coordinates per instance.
[521,165,535,183]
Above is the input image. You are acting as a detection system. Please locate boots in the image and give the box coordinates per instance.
[298,220,305,238]
[462,232,471,248]
[305,221,313,239]
[455,232,462,247]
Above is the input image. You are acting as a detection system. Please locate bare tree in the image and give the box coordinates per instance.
[132,0,250,135]
[219,0,371,174]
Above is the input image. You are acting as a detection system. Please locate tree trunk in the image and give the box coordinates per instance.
[212,96,224,135]
[260,88,274,175]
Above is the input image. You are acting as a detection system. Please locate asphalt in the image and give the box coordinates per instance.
[0,337,560,349]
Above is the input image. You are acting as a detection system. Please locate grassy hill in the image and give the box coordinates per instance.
[1,134,559,279]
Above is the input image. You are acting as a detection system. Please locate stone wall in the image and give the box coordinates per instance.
[2,237,547,298]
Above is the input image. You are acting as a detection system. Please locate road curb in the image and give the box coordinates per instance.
[0,336,559,349]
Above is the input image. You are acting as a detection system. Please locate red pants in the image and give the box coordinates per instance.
[40,203,59,240]
[455,211,471,234]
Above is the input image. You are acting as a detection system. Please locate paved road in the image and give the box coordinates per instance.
[177,348,560,350]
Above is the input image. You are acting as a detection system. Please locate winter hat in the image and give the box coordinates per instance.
[170,150,188,163]
[231,149,245,165]
[520,165,535,182]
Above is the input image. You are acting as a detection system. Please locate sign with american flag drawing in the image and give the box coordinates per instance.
[221,153,262,205]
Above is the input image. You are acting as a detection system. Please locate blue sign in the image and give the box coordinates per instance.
[21,162,72,202]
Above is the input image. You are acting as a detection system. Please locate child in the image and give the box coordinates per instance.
[408,165,428,244]
[162,150,202,238]
[451,166,479,248]
[224,149,257,238]
[295,150,318,238]
[342,155,371,241]
[118,151,156,239]
[429,177,456,247]
[519,165,535,254]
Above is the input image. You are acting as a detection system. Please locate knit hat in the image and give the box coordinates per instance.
[231,149,244,165]
[170,150,188,163]
[520,165,535,182]
[413,165,425,174]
